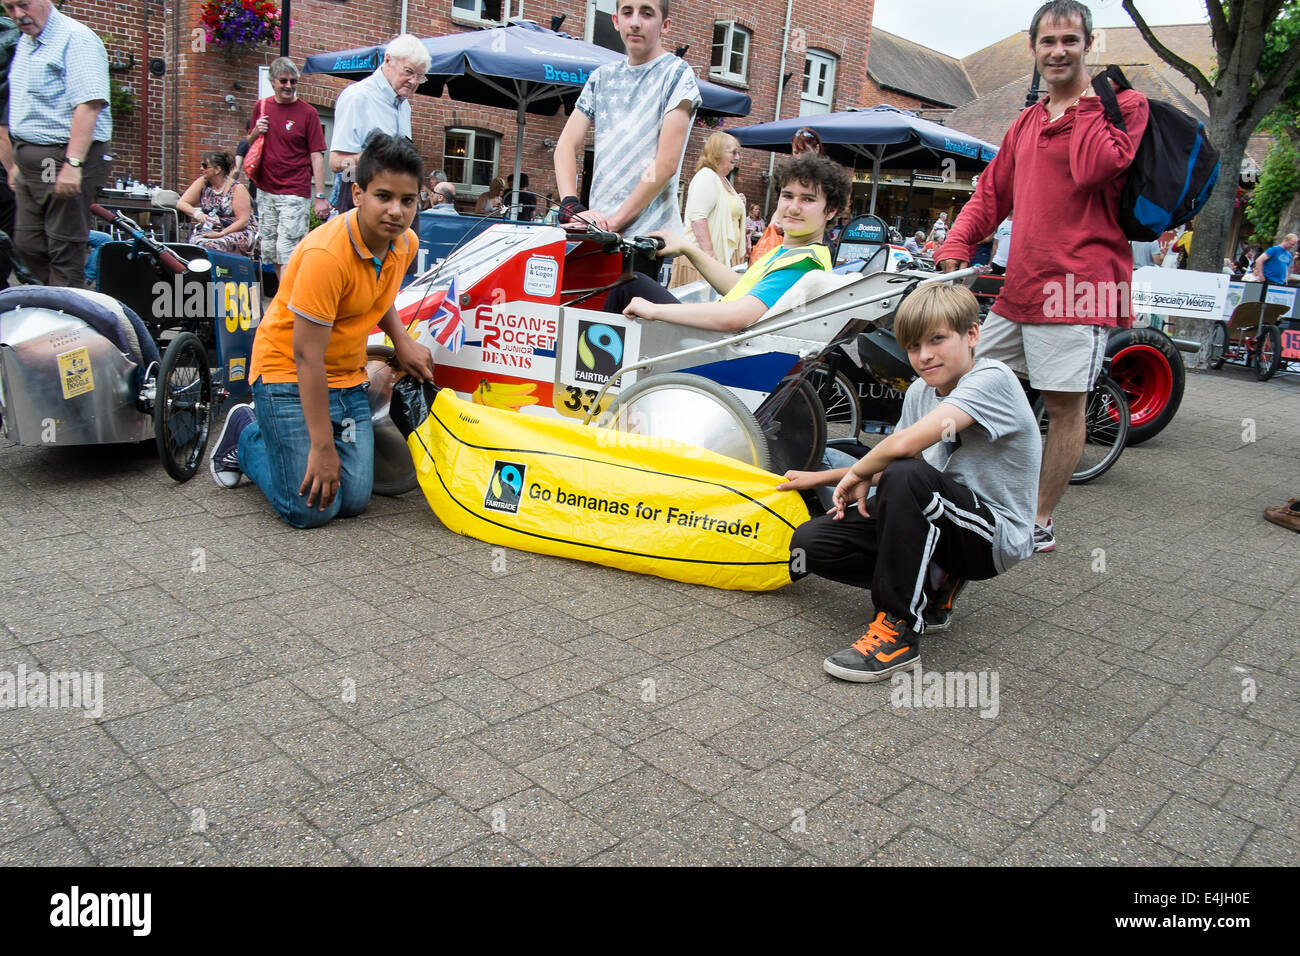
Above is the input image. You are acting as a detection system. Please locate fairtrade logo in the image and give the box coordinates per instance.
[575,321,624,384]
[484,460,526,514]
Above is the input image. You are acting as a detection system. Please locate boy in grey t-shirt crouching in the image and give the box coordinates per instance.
[779,282,1041,683]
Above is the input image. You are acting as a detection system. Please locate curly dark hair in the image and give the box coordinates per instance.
[773,152,852,219]
[356,133,424,191]
[201,150,234,175]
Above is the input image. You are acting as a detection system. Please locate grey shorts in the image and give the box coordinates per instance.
[977,311,1107,392]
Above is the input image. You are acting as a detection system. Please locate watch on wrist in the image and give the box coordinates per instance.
[63,156,84,168]
[315,192,326,200]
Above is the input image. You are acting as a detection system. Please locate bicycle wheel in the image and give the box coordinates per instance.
[1256,325,1282,382]
[808,365,861,441]
[762,379,827,474]
[1035,376,1129,485]
[154,331,212,482]
[1207,322,1229,370]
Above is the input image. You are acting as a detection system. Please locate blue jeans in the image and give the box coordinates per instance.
[239,379,374,529]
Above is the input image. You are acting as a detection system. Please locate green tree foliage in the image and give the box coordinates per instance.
[1245,136,1300,241]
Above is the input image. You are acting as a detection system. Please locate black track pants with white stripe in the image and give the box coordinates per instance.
[790,458,1000,633]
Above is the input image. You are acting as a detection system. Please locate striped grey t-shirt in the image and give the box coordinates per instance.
[574,52,701,238]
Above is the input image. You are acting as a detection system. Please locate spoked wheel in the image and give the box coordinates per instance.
[808,365,861,442]
[1105,327,1184,446]
[366,345,419,497]
[1035,375,1129,485]
[600,372,771,471]
[1208,322,1229,370]
[761,379,827,474]
[154,331,212,482]
[1256,325,1282,382]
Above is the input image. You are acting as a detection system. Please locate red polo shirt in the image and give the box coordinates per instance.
[940,90,1148,328]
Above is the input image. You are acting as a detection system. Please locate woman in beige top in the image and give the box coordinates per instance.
[670,132,746,288]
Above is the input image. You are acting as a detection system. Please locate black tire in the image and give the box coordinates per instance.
[762,379,827,474]
[1105,327,1184,446]
[601,371,771,471]
[808,365,861,441]
[1256,325,1282,381]
[1035,375,1129,485]
[154,331,212,482]
[1208,322,1229,370]
[366,345,418,497]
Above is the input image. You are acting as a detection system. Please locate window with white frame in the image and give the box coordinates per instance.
[452,0,505,24]
[710,21,750,84]
[443,128,500,190]
[586,0,622,53]
[800,50,837,115]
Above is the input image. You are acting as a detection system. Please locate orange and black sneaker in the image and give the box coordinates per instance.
[923,575,967,633]
[823,611,919,683]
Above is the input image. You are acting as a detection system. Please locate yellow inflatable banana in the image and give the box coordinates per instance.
[400,385,808,591]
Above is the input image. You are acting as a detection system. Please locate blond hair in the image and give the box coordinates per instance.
[893,283,980,351]
[696,132,739,174]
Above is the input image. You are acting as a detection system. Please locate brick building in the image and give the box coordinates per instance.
[68,0,877,219]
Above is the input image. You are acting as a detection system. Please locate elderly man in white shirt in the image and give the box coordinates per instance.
[329,33,430,213]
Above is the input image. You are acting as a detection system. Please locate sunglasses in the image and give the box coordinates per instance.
[276,77,298,86]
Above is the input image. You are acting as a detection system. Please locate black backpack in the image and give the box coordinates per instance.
[1091,64,1221,242]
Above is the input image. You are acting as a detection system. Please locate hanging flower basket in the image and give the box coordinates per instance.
[198,0,283,51]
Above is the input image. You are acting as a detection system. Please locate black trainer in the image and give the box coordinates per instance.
[923,574,967,633]
[823,611,920,683]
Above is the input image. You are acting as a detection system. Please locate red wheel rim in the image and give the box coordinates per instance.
[1109,344,1173,428]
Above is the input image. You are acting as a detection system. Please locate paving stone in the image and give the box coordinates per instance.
[657,802,801,866]
[478,787,618,864]
[974,725,1096,786]
[1101,743,1234,806]
[869,826,989,866]
[434,670,542,726]
[168,756,322,829]
[1143,794,1255,865]
[15,724,138,799]
[272,718,390,786]
[707,712,823,770]
[996,804,1181,866]
[0,750,33,793]
[713,761,839,831]
[782,737,913,804]
[582,828,696,866]
[137,724,277,790]
[882,782,1025,857]
[887,734,997,794]
[362,700,488,757]
[406,739,532,810]
[320,672,444,727]
[509,657,614,705]
[1199,737,1296,795]
[657,686,759,740]
[436,835,541,866]
[518,735,643,800]
[1062,764,1174,832]
[113,835,224,866]
[1215,784,1299,843]
[470,708,595,767]
[331,795,486,863]
[209,809,350,866]
[957,760,1069,826]
[572,767,701,839]
[628,730,750,796]
[551,689,666,747]
[286,652,404,701]
[1234,828,1300,866]
[783,792,909,864]
[0,784,62,846]
[0,824,94,865]
[56,776,190,860]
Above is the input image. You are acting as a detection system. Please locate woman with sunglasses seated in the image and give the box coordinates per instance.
[175,150,258,257]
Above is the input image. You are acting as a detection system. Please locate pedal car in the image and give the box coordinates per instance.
[372,217,969,494]
[0,203,261,480]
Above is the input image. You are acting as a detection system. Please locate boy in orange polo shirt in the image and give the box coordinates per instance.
[209,134,435,528]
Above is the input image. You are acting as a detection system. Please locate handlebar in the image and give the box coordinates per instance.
[561,220,666,259]
[90,202,191,276]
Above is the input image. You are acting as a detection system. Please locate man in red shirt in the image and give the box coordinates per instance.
[938,0,1147,552]
[247,57,332,277]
